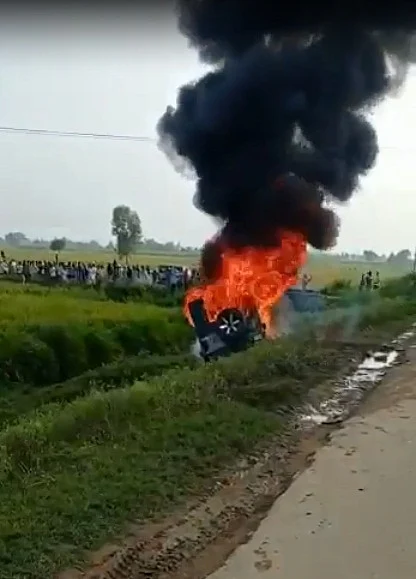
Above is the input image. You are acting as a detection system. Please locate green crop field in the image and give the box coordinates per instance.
[0,289,169,326]
[0,246,200,266]
[1,271,416,578]
[302,253,412,288]
[0,282,191,387]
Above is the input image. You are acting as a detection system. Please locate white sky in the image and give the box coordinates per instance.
[0,8,414,254]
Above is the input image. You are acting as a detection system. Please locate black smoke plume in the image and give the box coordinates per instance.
[157,1,416,280]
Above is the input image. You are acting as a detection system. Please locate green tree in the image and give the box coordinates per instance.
[387,249,411,266]
[111,205,142,262]
[363,249,378,262]
[49,237,66,257]
[5,231,29,247]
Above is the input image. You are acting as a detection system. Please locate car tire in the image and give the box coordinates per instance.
[215,308,246,339]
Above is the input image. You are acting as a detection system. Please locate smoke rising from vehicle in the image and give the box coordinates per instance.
[158,1,416,280]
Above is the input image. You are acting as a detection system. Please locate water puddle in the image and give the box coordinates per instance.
[301,323,416,425]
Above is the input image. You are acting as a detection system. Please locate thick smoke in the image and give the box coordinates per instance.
[158,1,416,280]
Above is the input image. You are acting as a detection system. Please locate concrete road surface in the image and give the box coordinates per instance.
[209,347,416,579]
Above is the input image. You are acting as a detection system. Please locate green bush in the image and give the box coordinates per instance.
[0,315,193,387]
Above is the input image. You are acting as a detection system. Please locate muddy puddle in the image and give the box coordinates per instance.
[301,323,416,425]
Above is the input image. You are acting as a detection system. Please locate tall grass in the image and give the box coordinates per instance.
[0,287,191,387]
[0,290,176,327]
[0,280,99,299]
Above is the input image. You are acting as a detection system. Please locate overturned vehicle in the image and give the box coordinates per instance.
[189,288,325,362]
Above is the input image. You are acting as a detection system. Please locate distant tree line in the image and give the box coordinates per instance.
[2,203,411,265]
[0,204,200,258]
[336,249,413,265]
[363,249,412,265]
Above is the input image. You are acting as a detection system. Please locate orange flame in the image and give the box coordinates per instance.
[184,230,307,336]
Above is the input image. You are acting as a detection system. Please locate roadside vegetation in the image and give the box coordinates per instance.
[0,285,190,386]
[0,273,415,578]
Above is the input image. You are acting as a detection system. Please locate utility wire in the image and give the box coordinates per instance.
[0,125,412,152]
[0,126,156,142]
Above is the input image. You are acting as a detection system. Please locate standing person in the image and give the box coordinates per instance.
[301,272,312,290]
[151,267,158,285]
[22,260,30,284]
[359,273,366,291]
[77,261,83,283]
[183,267,190,290]
[89,262,97,285]
[95,266,103,291]
[365,270,373,290]
[373,271,380,290]
[107,261,113,281]
[58,262,67,283]
[112,259,118,281]
[167,267,178,294]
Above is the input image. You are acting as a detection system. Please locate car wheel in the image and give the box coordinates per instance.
[216,308,245,338]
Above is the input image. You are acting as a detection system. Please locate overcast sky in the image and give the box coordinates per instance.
[0,8,414,254]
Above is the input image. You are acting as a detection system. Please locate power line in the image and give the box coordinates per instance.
[0,125,413,152]
[0,126,156,142]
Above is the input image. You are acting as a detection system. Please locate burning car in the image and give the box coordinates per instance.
[188,298,265,361]
[189,287,325,361]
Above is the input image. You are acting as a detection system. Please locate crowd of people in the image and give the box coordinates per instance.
[0,254,316,290]
[359,270,381,290]
[0,251,383,294]
[0,253,200,291]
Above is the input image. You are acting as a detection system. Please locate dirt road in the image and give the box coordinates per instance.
[208,345,416,579]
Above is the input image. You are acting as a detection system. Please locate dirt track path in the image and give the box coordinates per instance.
[208,345,416,579]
